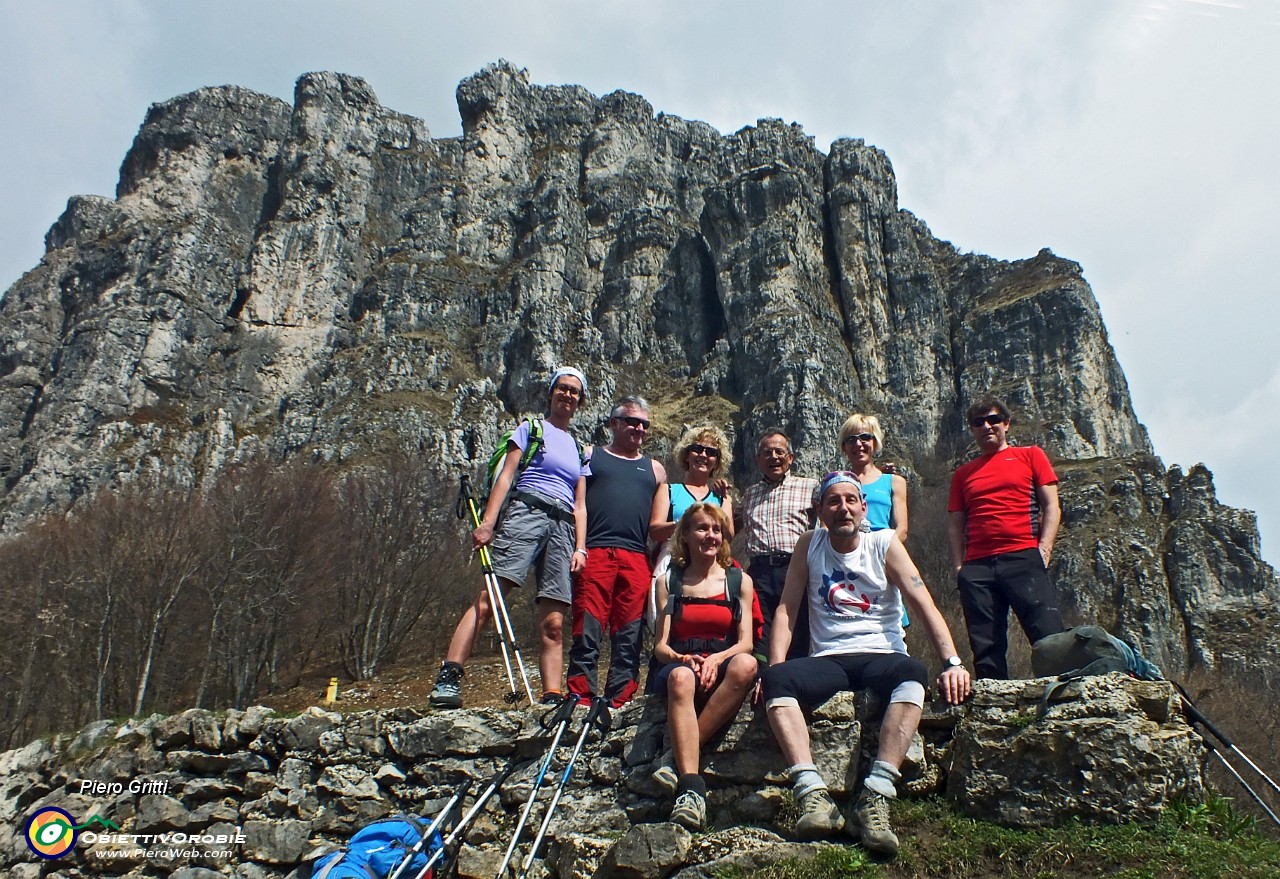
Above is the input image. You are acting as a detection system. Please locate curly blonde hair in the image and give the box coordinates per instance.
[674,424,732,479]
[668,503,734,570]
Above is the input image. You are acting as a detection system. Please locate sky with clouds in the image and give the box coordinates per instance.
[2,0,1277,561]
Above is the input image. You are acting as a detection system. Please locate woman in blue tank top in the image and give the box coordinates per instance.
[649,424,735,544]
[839,413,910,626]
[838,414,907,540]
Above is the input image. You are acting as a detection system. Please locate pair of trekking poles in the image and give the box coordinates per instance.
[455,473,537,706]
[1174,682,1280,830]
[387,695,611,879]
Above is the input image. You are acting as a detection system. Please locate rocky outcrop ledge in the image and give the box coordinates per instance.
[1,676,1204,879]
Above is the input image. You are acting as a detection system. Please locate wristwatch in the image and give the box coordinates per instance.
[944,656,964,669]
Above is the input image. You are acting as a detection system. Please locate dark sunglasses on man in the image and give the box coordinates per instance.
[617,415,650,429]
[970,413,1009,428]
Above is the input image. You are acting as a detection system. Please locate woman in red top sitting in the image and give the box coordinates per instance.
[649,503,758,830]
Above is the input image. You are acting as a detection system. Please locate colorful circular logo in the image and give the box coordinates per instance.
[25,807,77,860]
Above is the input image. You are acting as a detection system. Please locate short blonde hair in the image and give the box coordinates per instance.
[674,424,732,479]
[839,413,884,456]
[668,503,734,570]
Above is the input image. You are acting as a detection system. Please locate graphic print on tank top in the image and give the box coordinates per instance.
[819,567,879,615]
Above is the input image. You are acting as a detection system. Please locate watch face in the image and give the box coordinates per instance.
[947,656,963,667]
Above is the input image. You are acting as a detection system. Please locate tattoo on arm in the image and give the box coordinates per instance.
[909,575,925,590]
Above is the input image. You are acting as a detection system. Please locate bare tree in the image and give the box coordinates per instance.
[330,452,446,680]
[197,458,337,707]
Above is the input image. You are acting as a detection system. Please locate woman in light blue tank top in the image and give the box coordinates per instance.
[649,425,735,545]
[839,413,910,625]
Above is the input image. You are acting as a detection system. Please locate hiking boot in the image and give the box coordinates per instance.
[669,789,706,831]
[794,787,845,839]
[540,691,564,705]
[428,663,463,709]
[851,789,899,856]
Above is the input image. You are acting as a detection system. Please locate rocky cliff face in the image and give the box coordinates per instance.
[0,61,1274,686]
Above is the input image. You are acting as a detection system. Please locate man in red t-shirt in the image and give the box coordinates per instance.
[947,396,1064,679]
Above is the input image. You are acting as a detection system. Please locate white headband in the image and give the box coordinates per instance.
[549,366,587,396]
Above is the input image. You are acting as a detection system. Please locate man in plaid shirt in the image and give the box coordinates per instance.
[738,429,819,659]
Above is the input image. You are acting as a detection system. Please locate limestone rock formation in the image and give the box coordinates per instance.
[0,680,1205,877]
[0,61,1275,686]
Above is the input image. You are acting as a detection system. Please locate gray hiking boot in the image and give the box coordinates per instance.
[794,787,845,839]
[669,789,706,831]
[851,789,899,856]
[428,663,463,709]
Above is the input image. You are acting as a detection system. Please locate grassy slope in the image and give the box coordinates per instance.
[742,795,1280,879]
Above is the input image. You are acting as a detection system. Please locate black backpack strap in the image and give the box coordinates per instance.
[1037,658,1132,717]
[726,566,743,627]
[670,566,741,646]
[310,851,349,879]
[667,565,684,622]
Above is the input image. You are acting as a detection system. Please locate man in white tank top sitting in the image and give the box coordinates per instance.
[762,472,972,856]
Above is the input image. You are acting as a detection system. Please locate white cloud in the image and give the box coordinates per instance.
[1145,365,1280,560]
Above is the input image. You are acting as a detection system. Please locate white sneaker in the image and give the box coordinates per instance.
[669,789,706,831]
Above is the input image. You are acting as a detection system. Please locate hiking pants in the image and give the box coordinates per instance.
[748,554,809,660]
[957,548,1064,679]
[762,652,927,707]
[568,546,649,706]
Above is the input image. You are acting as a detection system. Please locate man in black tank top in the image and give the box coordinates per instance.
[567,396,667,706]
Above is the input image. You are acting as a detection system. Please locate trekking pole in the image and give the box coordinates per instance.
[1199,733,1280,830]
[455,473,525,705]
[493,695,580,878]
[386,779,473,879]
[1174,682,1280,798]
[518,697,613,878]
[456,474,537,705]
[411,760,520,879]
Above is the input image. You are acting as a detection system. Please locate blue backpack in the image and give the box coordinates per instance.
[310,815,443,879]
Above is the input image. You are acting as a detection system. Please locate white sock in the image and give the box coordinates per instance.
[789,763,827,798]
[864,760,901,798]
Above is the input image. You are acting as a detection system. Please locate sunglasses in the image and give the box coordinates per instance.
[842,433,875,446]
[617,415,650,429]
[552,383,582,397]
[970,414,1009,428]
[687,443,721,459]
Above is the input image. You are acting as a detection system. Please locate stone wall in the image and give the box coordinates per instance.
[1,676,1203,878]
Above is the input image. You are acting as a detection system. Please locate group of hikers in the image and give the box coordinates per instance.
[428,366,1065,855]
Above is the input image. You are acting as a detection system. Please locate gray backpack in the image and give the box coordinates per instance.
[1032,625,1162,715]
